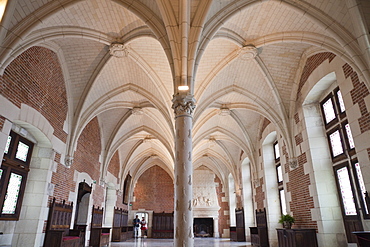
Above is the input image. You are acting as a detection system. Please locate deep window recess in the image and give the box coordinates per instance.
[274,141,286,215]
[320,88,368,218]
[0,131,33,220]
[320,87,368,242]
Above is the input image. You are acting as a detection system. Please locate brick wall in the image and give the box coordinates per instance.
[93,184,105,205]
[51,117,103,204]
[255,178,265,210]
[107,152,128,208]
[116,193,128,210]
[0,46,68,142]
[108,151,120,181]
[51,153,75,201]
[259,118,271,140]
[297,52,336,98]
[131,165,174,212]
[0,116,5,131]
[285,153,317,229]
[344,63,370,133]
[215,176,229,236]
[73,117,102,180]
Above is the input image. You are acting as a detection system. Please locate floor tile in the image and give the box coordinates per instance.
[110,237,252,247]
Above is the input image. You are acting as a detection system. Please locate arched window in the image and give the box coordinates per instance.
[0,131,34,220]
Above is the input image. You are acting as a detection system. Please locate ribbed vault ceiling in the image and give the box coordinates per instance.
[2,0,366,187]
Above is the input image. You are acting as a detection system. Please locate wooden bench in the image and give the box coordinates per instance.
[353,231,370,247]
[43,198,82,247]
[89,206,111,247]
[250,208,269,247]
[111,207,133,242]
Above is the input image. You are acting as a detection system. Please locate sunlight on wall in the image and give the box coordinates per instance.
[0,0,7,22]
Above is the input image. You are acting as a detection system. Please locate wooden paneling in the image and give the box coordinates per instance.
[152,212,174,239]
[277,229,318,247]
[250,208,269,247]
[111,207,133,242]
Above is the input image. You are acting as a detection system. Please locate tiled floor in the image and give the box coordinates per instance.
[110,238,252,247]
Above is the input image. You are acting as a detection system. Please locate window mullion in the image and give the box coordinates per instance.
[0,166,11,215]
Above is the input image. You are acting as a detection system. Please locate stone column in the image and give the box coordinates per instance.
[213,217,219,238]
[172,94,196,247]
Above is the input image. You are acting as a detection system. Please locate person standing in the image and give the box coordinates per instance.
[140,217,147,237]
[133,215,140,238]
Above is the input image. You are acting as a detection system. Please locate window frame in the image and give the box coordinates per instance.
[320,87,366,242]
[334,87,346,120]
[320,93,339,130]
[274,141,285,214]
[0,131,33,220]
[342,120,356,156]
[351,160,370,219]
[273,141,280,162]
[326,127,347,163]
[334,162,360,217]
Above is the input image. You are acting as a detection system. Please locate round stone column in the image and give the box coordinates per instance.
[172,94,195,247]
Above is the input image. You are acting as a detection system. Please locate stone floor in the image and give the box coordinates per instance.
[110,238,252,247]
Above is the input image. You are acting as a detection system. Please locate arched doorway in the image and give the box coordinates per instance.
[74,181,92,245]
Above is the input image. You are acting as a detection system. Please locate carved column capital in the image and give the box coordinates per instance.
[172,94,196,117]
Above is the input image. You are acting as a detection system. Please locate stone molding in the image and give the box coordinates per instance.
[288,157,298,169]
[109,43,129,58]
[238,44,258,60]
[64,155,73,167]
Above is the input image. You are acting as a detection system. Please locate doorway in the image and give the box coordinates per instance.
[135,212,149,237]
[74,181,92,246]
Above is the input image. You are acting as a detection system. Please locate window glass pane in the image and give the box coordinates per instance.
[337,90,346,113]
[280,189,287,215]
[277,165,283,183]
[329,130,344,157]
[355,163,368,214]
[15,141,29,162]
[4,136,11,154]
[274,143,280,159]
[345,123,355,149]
[337,167,357,215]
[2,172,22,214]
[323,98,336,124]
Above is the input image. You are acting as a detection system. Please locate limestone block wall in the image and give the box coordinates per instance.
[291,52,370,246]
